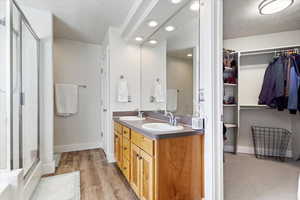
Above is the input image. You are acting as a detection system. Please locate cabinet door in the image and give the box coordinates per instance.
[114,134,120,163]
[130,143,140,196]
[115,133,123,168]
[140,151,154,200]
[118,134,123,168]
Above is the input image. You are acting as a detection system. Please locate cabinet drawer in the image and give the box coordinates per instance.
[122,126,131,139]
[131,130,154,156]
[122,158,130,181]
[123,137,130,160]
[131,130,142,146]
[140,136,154,156]
[114,122,122,134]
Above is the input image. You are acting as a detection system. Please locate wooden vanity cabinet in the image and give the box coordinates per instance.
[114,122,204,200]
[114,124,122,168]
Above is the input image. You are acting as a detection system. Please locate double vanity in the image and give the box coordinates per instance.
[113,116,204,200]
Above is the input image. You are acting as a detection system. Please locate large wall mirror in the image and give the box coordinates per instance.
[140,0,200,117]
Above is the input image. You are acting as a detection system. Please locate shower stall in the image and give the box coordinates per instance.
[0,0,40,180]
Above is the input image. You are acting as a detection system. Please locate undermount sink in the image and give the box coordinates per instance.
[119,116,145,121]
[142,123,184,132]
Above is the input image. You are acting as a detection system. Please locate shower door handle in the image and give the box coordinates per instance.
[20,92,25,106]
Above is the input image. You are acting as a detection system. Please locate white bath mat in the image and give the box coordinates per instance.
[31,171,80,200]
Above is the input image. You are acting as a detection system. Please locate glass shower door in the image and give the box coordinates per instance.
[21,20,39,176]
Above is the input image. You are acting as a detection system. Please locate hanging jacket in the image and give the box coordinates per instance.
[259,59,276,107]
[295,55,300,112]
[259,57,285,109]
[287,56,300,114]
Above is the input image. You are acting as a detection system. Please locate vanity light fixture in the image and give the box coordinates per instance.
[148,20,158,28]
[165,26,175,32]
[187,53,193,57]
[169,0,182,4]
[149,40,158,44]
[190,0,200,11]
[259,0,294,15]
[135,37,144,42]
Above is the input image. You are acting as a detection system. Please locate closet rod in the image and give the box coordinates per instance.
[240,45,300,56]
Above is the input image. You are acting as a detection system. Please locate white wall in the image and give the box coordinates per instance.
[167,56,193,115]
[109,28,141,112]
[53,39,103,152]
[141,41,167,111]
[224,29,300,154]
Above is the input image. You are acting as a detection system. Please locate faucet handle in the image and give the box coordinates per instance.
[173,117,180,126]
[139,111,144,118]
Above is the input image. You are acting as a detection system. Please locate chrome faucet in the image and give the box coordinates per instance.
[165,111,177,126]
[138,111,144,119]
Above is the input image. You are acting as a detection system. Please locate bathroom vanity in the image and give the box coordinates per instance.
[113,118,204,200]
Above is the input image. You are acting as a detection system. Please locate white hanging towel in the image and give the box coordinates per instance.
[154,81,164,103]
[55,84,78,117]
[167,89,178,112]
[118,79,129,102]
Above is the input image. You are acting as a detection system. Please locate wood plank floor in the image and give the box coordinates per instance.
[49,149,138,200]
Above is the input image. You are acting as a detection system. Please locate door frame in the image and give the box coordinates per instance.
[100,46,110,155]
[199,0,224,200]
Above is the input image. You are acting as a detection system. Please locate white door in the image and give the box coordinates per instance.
[199,0,224,200]
[100,47,109,155]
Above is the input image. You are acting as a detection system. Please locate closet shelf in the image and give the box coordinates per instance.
[224,67,234,70]
[224,123,238,128]
[224,104,237,107]
[224,83,237,87]
[240,104,269,110]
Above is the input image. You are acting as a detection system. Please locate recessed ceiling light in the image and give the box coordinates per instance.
[169,0,182,4]
[165,26,175,32]
[135,37,144,42]
[190,1,200,11]
[148,20,158,28]
[149,40,158,44]
[259,0,294,15]
[187,53,193,57]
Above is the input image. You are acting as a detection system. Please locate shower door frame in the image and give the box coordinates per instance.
[7,0,41,180]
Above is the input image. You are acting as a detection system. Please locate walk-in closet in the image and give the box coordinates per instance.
[223,0,300,200]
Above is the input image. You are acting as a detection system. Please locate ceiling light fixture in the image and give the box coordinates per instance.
[170,0,182,4]
[135,37,144,42]
[148,20,158,28]
[149,40,158,44]
[187,53,193,57]
[190,1,200,11]
[165,26,176,32]
[258,0,294,15]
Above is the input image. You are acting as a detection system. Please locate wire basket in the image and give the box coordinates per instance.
[251,126,292,162]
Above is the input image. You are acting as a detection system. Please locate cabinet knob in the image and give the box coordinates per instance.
[124,147,127,150]
[139,156,142,160]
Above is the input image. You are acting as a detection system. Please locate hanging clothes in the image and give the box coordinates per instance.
[259,53,300,114]
[288,56,300,114]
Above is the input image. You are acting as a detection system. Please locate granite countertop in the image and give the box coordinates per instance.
[113,117,203,139]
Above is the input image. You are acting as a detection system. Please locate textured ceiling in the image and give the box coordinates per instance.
[17,0,136,44]
[224,0,300,39]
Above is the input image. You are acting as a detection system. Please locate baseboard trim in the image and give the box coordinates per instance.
[42,160,55,175]
[106,153,116,163]
[54,142,102,153]
[224,145,292,158]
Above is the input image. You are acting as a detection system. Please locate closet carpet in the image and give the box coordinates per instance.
[224,153,300,200]
[47,149,138,200]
